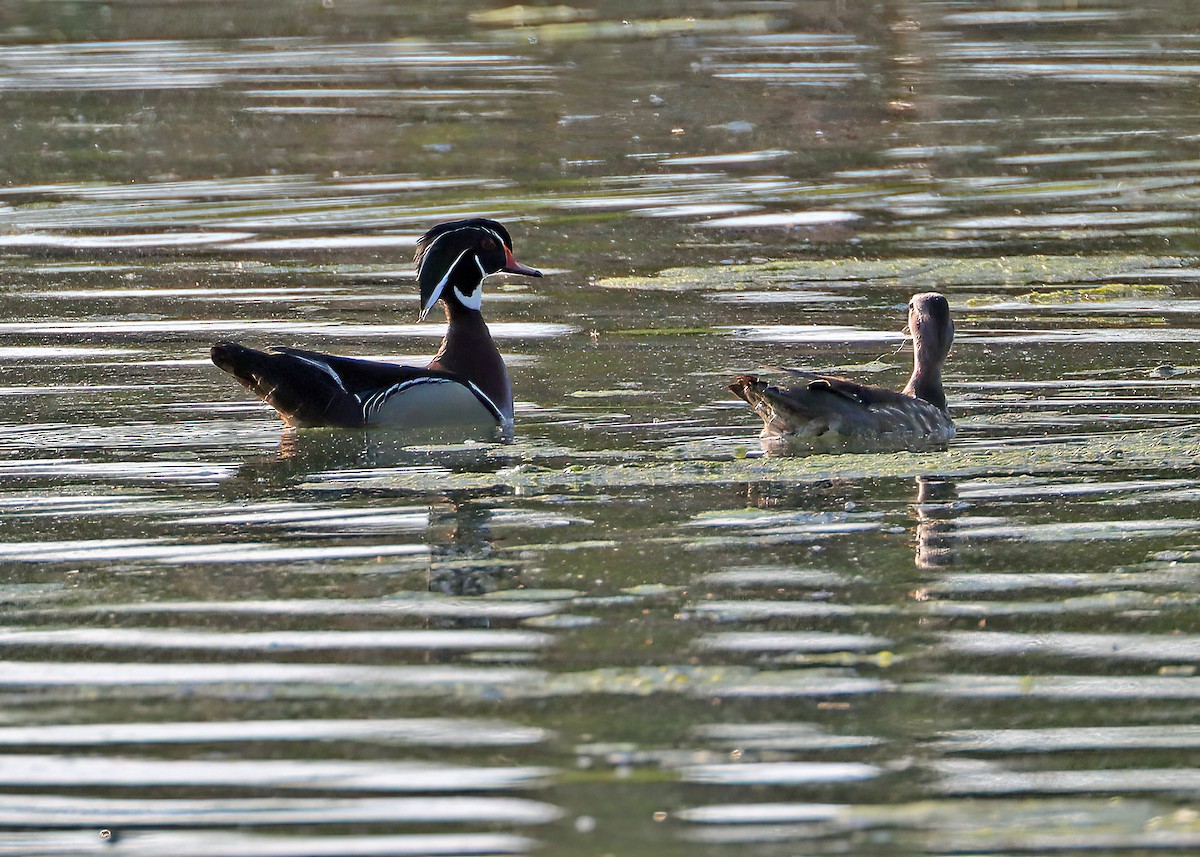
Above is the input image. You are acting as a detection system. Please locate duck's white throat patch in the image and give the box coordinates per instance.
[420,247,477,319]
[453,282,482,310]
[453,252,487,309]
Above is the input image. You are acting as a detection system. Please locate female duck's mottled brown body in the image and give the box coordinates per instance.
[729,292,955,456]
[210,218,541,433]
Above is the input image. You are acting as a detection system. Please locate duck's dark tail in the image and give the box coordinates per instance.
[210,341,364,428]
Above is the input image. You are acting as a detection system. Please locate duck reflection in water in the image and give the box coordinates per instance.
[425,499,517,598]
[273,425,514,469]
[913,476,961,569]
[232,432,520,598]
[230,427,511,488]
[736,476,962,569]
[729,293,955,456]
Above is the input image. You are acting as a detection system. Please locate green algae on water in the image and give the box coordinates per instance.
[598,255,1185,293]
[972,282,1172,306]
[299,426,1200,495]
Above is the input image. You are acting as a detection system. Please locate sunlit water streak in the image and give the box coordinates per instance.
[0,793,560,826]
[0,627,552,652]
[0,830,539,857]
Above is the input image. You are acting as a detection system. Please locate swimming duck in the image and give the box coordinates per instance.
[211,218,542,431]
[728,292,955,455]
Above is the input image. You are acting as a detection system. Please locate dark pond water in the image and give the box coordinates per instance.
[4,0,1200,854]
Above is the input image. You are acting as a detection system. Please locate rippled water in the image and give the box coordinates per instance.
[3,1,1200,855]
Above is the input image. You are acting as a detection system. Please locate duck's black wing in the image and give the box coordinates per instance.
[212,342,457,428]
[268,345,468,392]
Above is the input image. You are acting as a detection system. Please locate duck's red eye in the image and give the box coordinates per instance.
[480,236,497,251]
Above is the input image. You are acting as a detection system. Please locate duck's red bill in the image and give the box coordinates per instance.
[503,247,542,277]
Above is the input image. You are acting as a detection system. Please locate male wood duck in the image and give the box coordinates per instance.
[211,218,541,431]
[728,292,955,455]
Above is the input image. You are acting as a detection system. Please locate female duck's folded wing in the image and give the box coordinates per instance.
[731,373,890,415]
[777,369,902,407]
[211,342,503,429]
[729,373,952,448]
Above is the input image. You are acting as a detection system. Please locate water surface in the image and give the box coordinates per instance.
[3,1,1200,855]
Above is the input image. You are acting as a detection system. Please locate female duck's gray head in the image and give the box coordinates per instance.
[908,292,953,363]
[414,218,542,320]
[903,292,953,412]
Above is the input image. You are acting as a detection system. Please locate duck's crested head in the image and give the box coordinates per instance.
[414,218,513,269]
[414,218,542,321]
[908,292,953,362]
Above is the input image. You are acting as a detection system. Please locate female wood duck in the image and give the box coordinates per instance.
[211,218,541,431]
[728,292,955,456]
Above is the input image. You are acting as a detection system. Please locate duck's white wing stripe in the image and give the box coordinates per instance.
[464,379,505,424]
[288,353,346,391]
